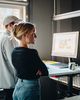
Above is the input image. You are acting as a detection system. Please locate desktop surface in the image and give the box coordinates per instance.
[43,60,80,97]
[63,95,80,100]
[43,60,80,76]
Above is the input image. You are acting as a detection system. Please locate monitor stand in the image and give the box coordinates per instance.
[68,58,76,70]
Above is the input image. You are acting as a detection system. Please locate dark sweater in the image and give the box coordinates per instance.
[12,47,48,80]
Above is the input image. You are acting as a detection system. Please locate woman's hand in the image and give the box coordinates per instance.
[36,69,42,76]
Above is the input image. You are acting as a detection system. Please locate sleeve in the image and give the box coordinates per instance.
[34,50,49,76]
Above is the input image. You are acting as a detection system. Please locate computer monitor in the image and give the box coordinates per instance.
[51,31,79,65]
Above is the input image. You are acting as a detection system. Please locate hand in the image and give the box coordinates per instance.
[36,70,42,76]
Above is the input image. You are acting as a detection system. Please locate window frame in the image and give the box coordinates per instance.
[0,0,28,32]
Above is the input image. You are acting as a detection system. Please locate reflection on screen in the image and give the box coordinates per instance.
[51,31,79,58]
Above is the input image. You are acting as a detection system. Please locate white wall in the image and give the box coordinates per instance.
[29,0,54,60]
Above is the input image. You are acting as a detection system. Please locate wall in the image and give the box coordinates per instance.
[29,0,54,60]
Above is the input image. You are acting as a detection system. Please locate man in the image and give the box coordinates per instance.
[0,16,22,100]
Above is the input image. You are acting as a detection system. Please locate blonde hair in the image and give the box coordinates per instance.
[13,22,35,39]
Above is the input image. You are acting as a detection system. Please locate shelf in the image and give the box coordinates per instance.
[53,10,80,21]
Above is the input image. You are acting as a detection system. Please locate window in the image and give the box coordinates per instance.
[0,0,28,32]
[13,0,27,1]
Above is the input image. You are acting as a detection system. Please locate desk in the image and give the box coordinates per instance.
[44,61,80,97]
[62,95,80,100]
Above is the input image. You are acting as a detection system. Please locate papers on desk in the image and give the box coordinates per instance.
[43,60,57,64]
[43,60,68,68]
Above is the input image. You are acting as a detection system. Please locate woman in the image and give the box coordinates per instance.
[11,22,49,100]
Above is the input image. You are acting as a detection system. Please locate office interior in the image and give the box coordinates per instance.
[0,0,80,100]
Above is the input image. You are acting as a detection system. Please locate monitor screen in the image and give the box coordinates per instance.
[51,31,79,58]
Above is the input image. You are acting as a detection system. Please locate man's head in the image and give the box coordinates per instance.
[3,15,22,33]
